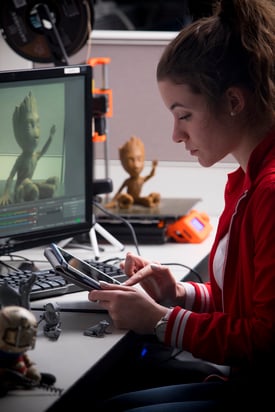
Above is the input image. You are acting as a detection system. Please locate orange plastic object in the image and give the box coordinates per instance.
[166,209,212,243]
[88,57,111,67]
[87,57,113,142]
[92,132,107,142]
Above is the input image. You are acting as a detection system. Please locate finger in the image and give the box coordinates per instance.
[123,262,165,287]
[123,264,152,286]
[150,263,163,271]
[123,253,145,276]
[88,283,132,303]
[99,281,132,290]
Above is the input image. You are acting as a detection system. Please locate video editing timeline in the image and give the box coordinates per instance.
[0,197,85,236]
[0,206,37,233]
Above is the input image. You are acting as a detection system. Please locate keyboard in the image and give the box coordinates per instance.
[0,259,127,301]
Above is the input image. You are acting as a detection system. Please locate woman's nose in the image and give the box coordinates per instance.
[172,125,188,143]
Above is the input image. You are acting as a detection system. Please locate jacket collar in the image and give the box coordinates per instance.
[227,127,275,192]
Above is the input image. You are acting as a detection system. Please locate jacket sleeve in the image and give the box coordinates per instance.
[180,281,214,312]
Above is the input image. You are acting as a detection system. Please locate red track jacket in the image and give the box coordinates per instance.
[165,128,275,379]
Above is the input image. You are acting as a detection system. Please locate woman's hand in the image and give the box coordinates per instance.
[88,282,168,334]
[121,252,185,305]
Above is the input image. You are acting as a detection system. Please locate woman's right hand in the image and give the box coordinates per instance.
[121,252,186,305]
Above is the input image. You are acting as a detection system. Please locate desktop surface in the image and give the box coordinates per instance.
[0,307,127,412]
[0,218,217,411]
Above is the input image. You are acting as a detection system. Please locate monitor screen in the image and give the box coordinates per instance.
[0,64,93,256]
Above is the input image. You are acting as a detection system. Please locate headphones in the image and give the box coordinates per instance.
[0,0,94,64]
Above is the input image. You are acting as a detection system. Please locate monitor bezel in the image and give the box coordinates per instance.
[0,64,93,256]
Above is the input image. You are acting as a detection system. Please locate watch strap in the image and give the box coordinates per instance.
[154,308,172,342]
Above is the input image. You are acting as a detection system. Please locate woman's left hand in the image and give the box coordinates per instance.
[88,282,168,334]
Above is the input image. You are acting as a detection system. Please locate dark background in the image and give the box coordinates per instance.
[93,0,215,31]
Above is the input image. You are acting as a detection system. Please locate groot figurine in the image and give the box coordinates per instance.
[105,136,160,209]
[0,92,58,206]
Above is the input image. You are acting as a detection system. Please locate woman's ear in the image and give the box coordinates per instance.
[226,87,245,116]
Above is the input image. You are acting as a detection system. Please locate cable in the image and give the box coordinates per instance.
[0,254,42,273]
[0,259,23,273]
[161,262,203,283]
[3,253,33,262]
[93,200,141,256]
[100,257,124,265]
[85,0,93,63]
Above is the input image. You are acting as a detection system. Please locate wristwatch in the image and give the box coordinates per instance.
[154,309,172,342]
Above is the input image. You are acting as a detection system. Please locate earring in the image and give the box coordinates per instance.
[230,111,236,116]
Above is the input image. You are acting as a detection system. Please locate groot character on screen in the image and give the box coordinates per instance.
[105,136,160,209]
[0,92,58,206]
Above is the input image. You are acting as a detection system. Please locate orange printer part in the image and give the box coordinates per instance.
[166,209,212,243]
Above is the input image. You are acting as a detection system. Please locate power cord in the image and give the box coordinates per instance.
[160,262,203,283]
[85,256,203,283]
[0,259,23,273]
[0,254,42,274]
[93,199,141,256]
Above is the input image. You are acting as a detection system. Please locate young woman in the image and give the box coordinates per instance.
[89,0,275,410]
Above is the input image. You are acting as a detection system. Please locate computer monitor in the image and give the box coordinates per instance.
[0,64,93,256]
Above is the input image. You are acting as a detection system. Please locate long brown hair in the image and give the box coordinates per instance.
[157,0,275,119]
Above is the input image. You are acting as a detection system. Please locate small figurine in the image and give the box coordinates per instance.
[38,302,61,341]
[0,305,56,396]
[83,320,111,337]
[0,91,58,206]
[105,136,161,209]
[0,273,37,310]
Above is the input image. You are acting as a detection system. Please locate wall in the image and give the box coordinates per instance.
[70,30,235,164]
[85,32,238,218]
[1,32,238,218]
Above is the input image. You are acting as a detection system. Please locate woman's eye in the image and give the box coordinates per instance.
[179,114,191,121]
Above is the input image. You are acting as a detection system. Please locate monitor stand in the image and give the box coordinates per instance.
[89,221,124,260]
[57,215,124,261]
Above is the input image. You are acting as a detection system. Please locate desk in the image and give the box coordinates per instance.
[0,217,217,411]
